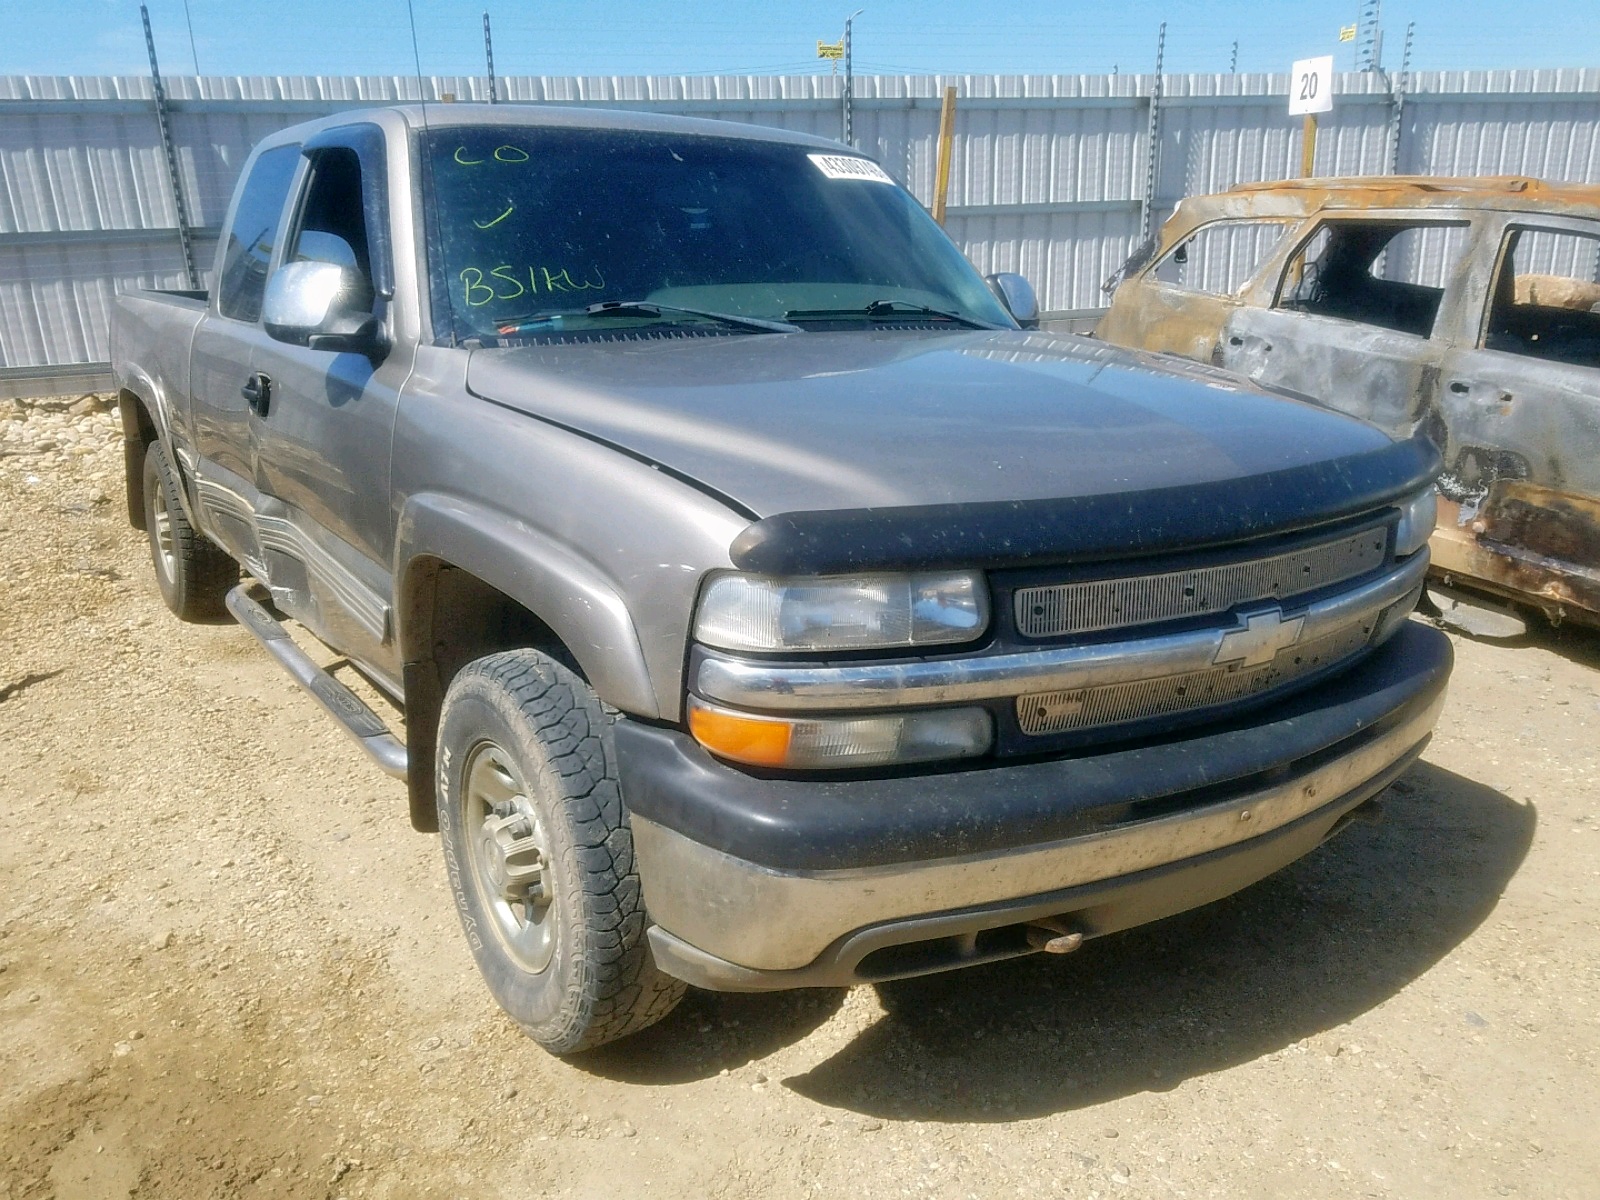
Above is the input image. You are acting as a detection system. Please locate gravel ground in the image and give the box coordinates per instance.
[1,395,1597,1200]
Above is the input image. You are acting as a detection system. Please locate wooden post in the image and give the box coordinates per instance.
[1301,113,1319,178]
[933,86,957,226]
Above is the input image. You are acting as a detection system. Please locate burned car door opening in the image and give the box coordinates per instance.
[1277,220,1470,340]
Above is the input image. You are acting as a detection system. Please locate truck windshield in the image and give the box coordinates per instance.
[422,125,1013,340]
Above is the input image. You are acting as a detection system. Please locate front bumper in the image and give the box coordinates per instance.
[617,621,1451,991]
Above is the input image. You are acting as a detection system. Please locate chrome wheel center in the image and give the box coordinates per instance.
[480,806,549,903]
[464,744,557,973]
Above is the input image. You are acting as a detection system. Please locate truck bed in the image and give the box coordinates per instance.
[110,288,210,451]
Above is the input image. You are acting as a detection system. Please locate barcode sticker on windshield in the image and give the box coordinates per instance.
[808,154,895,184]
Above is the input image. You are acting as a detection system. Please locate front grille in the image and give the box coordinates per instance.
[1014,523,1389,639]
[1016,619,1376,736]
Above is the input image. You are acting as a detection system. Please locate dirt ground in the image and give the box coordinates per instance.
[2,397,1597,1200]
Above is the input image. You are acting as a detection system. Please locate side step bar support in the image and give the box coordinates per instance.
[225,585,409,779]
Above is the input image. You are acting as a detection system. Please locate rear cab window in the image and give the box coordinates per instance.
[1274,219,1471,339]
[1484,224,1600,368]
[216,144,303,323]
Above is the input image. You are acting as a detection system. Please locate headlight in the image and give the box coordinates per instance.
[688,698,993,769]
[694,571,989,653]
[1395,487,1438,558]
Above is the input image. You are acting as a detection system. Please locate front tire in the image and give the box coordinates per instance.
[436,649,684,1054]
[141,440,237,622]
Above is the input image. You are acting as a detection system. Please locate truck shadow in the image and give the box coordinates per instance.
[583,762,1532,1113]
[784,762,1532,1120]
[579,986,848,1083]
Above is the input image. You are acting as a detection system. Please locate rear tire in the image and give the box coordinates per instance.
[436,648,685,1054]
[141,440,237,622]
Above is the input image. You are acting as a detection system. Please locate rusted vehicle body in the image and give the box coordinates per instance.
[1098,176,1600,627]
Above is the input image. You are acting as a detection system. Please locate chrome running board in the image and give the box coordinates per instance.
[225,584,408,779]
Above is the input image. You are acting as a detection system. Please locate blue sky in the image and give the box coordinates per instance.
[5,1,1596,79]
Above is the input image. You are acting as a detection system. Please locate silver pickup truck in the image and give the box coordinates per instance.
[112,105,1451,1054]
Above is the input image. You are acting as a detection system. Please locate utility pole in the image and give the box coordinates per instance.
[842,9,863,146]
[141,4,198,290]
[1230,41,1238,74]
[483,11,498,103]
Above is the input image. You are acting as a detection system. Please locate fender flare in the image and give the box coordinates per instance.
[116,366,202,531]
[394,492,659,717]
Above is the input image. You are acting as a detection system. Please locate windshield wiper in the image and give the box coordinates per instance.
[497,300,800,336]
[784,299,995,329]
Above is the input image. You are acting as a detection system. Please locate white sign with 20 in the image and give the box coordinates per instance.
[1288,55,1334,116]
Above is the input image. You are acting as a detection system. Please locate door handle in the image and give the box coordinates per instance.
[1448,380,1470,395]
[241,372,272,417]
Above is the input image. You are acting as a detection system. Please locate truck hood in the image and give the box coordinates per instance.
[465,329,1399,519]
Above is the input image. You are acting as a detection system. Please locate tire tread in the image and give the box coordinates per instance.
[443,649,684,1053]
[143,441,237,622]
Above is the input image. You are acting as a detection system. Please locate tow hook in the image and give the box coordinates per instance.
[1024,916,1084,955]
[1327,795,1387,842]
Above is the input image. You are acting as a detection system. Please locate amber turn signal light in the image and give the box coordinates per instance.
[687,701,795,768]
[686,697,992,770]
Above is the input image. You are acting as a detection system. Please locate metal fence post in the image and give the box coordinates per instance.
[1388,22,1415,174]
[484,12,498,103]
[140,4,198,290]
[842,10,862,146]
[1139,22,1167,243]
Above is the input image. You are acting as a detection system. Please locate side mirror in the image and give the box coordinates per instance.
[262,260,388,361]
[985,272,1040,330]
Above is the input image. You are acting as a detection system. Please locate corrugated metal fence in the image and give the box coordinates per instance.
[4,68,1600,394]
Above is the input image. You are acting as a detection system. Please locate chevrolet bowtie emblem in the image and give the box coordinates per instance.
[1213,608,1306,668]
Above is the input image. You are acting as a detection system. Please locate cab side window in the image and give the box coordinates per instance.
[1150,219,1291,297]
[286,148,376,312]
[1275,220,1470,339]
[1484,226,1600,369]
[217,145,302,323]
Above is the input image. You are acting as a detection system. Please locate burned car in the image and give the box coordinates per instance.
[1098,176,1600,628]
